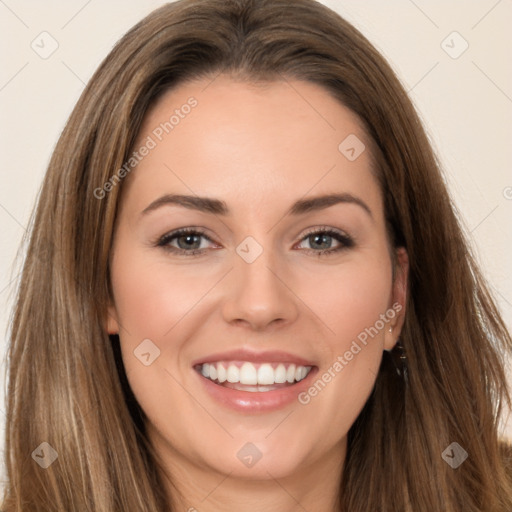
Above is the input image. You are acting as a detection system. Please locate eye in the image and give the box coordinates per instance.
[295,227,354,256]
[155,226,354,257]
[155,228,216,256]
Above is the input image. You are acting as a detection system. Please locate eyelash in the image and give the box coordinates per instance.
[155,226,354,257]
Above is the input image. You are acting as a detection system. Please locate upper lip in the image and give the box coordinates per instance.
[192,348,317,367]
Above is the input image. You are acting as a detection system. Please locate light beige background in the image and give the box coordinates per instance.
[0,0,511,487]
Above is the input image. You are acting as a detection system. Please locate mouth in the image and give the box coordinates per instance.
[193,361,314,392]
[192,349,319,412]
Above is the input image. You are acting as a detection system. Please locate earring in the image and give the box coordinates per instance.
[390,338,408,380]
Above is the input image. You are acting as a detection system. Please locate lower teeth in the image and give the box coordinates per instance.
[216,381,293,392]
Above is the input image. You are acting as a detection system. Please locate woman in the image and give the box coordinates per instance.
[2,0,511,510]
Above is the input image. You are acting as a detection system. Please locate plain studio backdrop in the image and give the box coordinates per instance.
[0,0,511,488]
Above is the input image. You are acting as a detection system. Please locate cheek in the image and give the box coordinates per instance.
[294,258,392,428]
[110,249,208,442]
[110,248,214,341]
[299,256,392,347]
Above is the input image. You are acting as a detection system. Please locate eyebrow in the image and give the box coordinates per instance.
[140,192,373,219]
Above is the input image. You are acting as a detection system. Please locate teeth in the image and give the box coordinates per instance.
[226,365,239,383]
[286,364,296,383]
[275,364,287,383]
[240,362,258,385]
[257,364,275,385]
[296,366,307,381]
[198,361,312,386]
[217,363,227,383]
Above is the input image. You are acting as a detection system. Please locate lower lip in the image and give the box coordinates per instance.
[195,367,318,413]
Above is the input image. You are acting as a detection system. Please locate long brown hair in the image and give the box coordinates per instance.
[2,0,511,510]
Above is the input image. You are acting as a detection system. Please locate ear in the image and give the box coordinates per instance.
[106,303,120,335]
[384,246,409,351]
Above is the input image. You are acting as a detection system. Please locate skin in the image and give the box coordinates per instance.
[107,75,408,512]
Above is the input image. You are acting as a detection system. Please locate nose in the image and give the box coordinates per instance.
[221,246,299,332]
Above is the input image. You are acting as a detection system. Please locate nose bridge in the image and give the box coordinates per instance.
[221,234,298,329]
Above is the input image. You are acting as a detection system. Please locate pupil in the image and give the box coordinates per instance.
[311,234,331,250]
[179,235,200,249]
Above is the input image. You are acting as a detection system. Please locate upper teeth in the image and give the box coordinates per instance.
[199,362,312,385]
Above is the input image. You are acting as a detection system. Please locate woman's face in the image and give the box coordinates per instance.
[107,75,408,485]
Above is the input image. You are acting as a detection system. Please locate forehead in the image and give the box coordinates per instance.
[120,75,382,221]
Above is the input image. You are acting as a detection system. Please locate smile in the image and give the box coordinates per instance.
[192,349,318,412]
[195,361,313,391]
